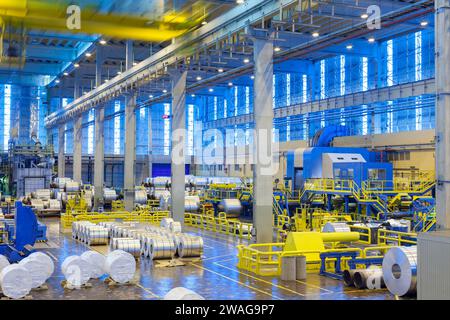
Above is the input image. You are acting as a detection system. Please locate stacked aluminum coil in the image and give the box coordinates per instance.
[103,188,118,203]
[135,189,148,205]
[72,222,108,245]
[110,238,141,257]
[33,189,51,200]
[65,181,80,192]
[177,236,204,258]
[382,246,417,296]
[219,199,242,218]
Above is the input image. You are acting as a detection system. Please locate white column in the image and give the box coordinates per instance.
[94,106,104,208]
[123,40,136,211]
[171,70,187,223]
[58,125,65,177]
[148,106,153,179]
[252,38,274,243]
[73,117,82,183]
[435,0,450,230]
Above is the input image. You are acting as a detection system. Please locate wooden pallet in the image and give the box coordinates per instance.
[61,280,93,290]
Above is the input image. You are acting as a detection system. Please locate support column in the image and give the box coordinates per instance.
[58,125,65,177]
[94,45,104,208]
[94,106,105,208]
[147,106,153,179]
[252,37,274,243]
[124,40,136,211]
[170,70,187,223]
[435,0,450,230]
[73,117,82,183]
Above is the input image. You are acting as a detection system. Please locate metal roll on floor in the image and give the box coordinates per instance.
[322,222,351,233]
[85,226,109,245]
[135,189,148,205]
[161,218,174,229]
[149,238,176,260]
[219,199,242,218]
[382,246,417,296]
[353,268,385,289]
[111,238,141,257]
[177,236,203,258]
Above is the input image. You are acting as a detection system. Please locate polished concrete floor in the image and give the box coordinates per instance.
[27,218,394,300]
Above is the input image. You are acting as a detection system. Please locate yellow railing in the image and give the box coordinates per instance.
[363,178,435,195]
[60,210,170,230]
[237,243,363,276]
[377,229,417,246]
[184,212,252,240]
[350,225,372,245]
[304,179,354,193]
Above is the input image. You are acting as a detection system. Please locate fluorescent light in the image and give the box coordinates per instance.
[218,68,224,73]
[149,95,153,98]
[312,32,320,37]
[274,46,281,52]
[85,52,92,57]
[361,13,369,19]
[201,21,207,25]
[191,94,196,97]
[99,39,107,45]
[63,72,69,76]
[55,79,60,84]
[74,63,80,68]
[163,89,167,93]
[133,62,138,66]
[236,0,244,4]
[208,88,214,92]
[228,82,233,86]
[243,58,250,63]
[250,75,254,79]
[117,71,122,75]
[368,37,375,43]
[196,76,202,81]
[420,21,428,27]
[346,44,353,50]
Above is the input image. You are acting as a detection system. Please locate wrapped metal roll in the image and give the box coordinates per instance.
[161,218,174,229]
[65,181,80,192]
[149,238,176,260]
[382,246,417,296]
[0,264,33,299]
[61,256,92,287]
[343,270,357,287]
[104,250,136,284]
[0,255,10,273]
[135,189,148,205]
[322,222,351,233]
[219,199,242,218]
[81,251,106,278]
[353,268,385,289]
[169,221,182,233]
[163,287,205,300]
[28,252,54,278]
[18,256,49,288]
[177,236,203,258]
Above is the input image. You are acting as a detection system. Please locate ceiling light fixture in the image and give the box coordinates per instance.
[368,37,376,43]
[243,58,250,63]
[99,39,107,45]
[85,52,92,57]
[74,63,80,68]
[361,13,369,19]
[312,32,320,37]
[163,89,167,93]
[63,72,69,76]
[228,82,233,86]
[274,46,281,52]
[196,76,202,81]
[346,44,353,50]
[420,21,428,27]
[218,68,224,73]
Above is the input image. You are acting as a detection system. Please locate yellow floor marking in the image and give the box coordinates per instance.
[214,262,305,297]
[295,280,334,293]
[202,254,234,261]
[190,263,283,300]
[135,283,160,299]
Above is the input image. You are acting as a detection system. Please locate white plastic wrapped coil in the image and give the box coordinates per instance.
[177,236,203,258]
[149,238,176,260]
[28,252,54,278]
[81,251,106,278]
[161,217,174,229]
[0,255,10,273]
[0,264,33,299]
[169,221,182,233]
[61,255,92,287]
[104,250,136,284]
[382,246,417,297]
[18,256,48,288]
[163,287,205,300]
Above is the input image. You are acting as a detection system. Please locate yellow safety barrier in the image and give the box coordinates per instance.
[377,229,417,246]
[237,242,363,276]
[184,212,252,240]
[350,225,373,245]
[60,210,170,231]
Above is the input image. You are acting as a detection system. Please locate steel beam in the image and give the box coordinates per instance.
[58,125,65,177]
[73,117,82,183]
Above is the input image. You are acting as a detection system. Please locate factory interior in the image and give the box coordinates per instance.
[0,0,449,303]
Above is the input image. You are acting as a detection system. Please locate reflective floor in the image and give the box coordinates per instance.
[29,218,394,300]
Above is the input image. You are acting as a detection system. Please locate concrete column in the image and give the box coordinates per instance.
[435,0,450,230]
[58,125,65,177]
[74,70,80,99]
[170,70,187,223]
[95,46,102,87]
[123,40,136,211]
[147,106,153,179]
[252,38,274,243]
[73,117,82,183]
[94,106,104,208]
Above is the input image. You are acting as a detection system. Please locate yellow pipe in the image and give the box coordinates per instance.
[321,232,360,242]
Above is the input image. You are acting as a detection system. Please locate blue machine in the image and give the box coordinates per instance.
[0,202,40,262]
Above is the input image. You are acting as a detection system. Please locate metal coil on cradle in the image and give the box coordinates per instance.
[65,181,80,192]
[382,246,417,296]
[134,189,148,205]
[149,238,176,260]
[353,268,385,289]
[177,236,203,258]
[103,188,117,203]
[219,199,243,218]
[161,218,174,229]
[85,226,109,245]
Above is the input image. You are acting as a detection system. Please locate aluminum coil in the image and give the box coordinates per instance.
[169,221,182,233]
[219,199,243,218]
[135,189,148,205]
[18,256,49,288]
[34,189,51,200]
[177,236,203,258]
[149,238,176,260]
[48,199,61,210]
[85,226,109,245]
[104,250,136,284]
[353,268,385,289]
[81,251,106,278]
[61,256,92,287]
[31,199,45,210]
[382,246,417,296]
[111,238,141,257]
[103,188,118,203]
[161,218,174,229]
[322,222,351,233]
[0,264,32,299]
[65,181,80,192]
[0,255,10,273]
[163,287,205,300]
